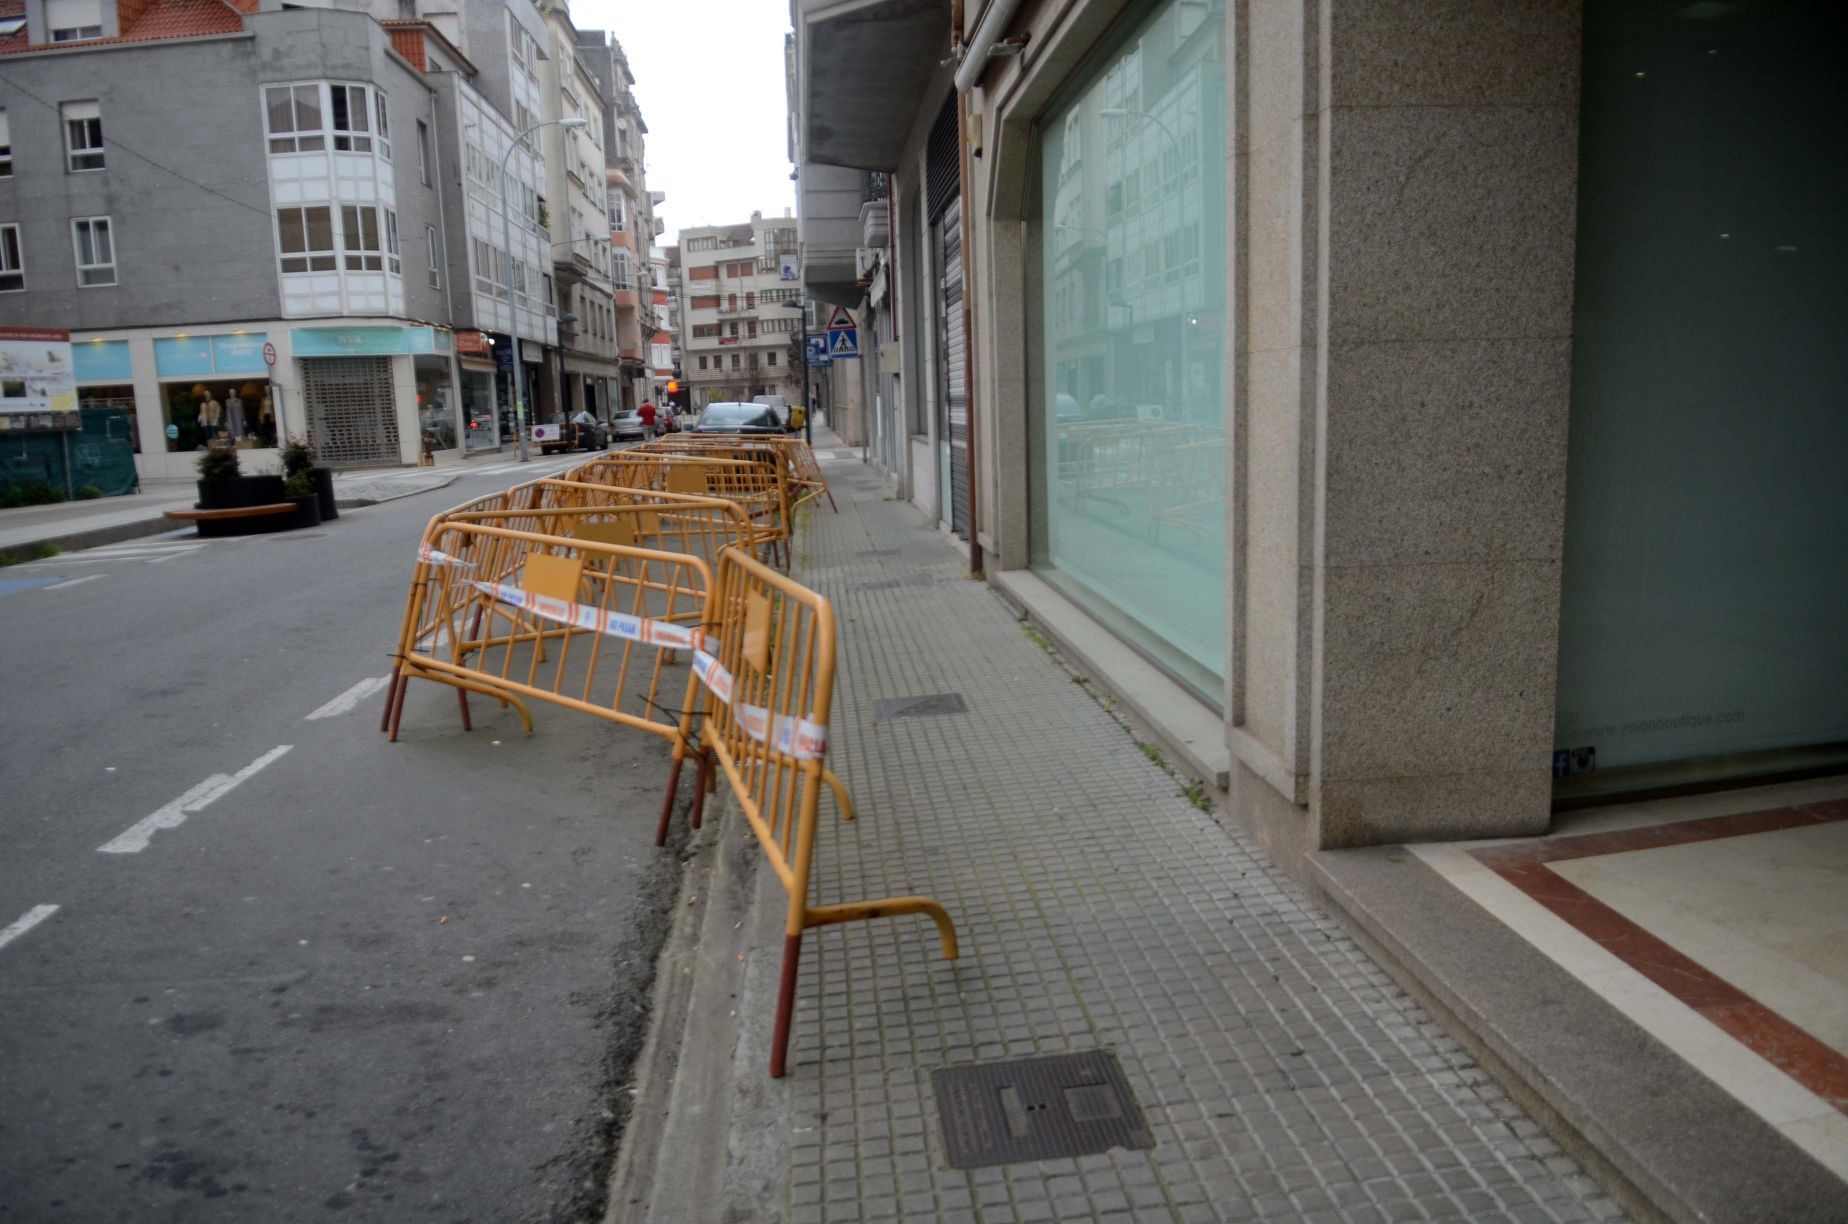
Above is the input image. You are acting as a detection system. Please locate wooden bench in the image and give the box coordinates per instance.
[164,503,295,523]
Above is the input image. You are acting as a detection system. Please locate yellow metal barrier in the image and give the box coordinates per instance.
[677,547,957,1077]
[382,511,725,842]
[568,450,792,566]
[642,434,835,514]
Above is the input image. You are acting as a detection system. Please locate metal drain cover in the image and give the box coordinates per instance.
[873,692,967,720]
[933,1050,1153,1168]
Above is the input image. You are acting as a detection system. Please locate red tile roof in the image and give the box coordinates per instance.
[0,0,244,56]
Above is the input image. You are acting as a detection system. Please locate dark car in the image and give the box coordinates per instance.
[692,402,785,435]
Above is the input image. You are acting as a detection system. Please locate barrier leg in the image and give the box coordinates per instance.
[457,685,472,731]
[386,672,409,742]
[689,747,712,831]
[379,662,401,732]
[655,754,682,847]
[769,932,803,1079]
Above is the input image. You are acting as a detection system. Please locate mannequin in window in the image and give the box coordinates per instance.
[198,391,224,436]
[225,388,246,438]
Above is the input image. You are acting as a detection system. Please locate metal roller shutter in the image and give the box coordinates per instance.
[301,357,400,467]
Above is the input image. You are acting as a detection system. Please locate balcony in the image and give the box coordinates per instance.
[794,0,948,170]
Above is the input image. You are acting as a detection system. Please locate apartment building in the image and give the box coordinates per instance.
[0,2,453,475]
[0,0,661,473]
[647,246,673,404]
[675,212,802,409]
[576,33,660,413]
[540,2,618,420]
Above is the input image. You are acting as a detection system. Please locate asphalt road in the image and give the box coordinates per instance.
[0,450,690,1223]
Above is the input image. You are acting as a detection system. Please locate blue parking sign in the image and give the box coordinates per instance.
[805,335,832,366]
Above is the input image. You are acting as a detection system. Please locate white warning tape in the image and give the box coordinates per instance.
[472,580,708,650]
[418,545,476,569]
[692,648,828,760]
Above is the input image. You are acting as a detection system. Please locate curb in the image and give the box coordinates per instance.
[334,473,459,510]
[0,512,184,563]
[604,799,789,1223]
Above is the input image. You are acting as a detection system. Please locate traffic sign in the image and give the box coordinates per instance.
[826,328,859,359]
[805,335,833,367]
[262,342,277,367]
[826,307,855,331]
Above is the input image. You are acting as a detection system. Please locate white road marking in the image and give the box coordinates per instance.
[98,745,294,854]
[41,574,104,591]
[305,676,391,721]
[48,542,211,566]
[0,905,60,953]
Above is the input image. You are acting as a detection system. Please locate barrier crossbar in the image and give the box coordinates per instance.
[676,546,957,1077]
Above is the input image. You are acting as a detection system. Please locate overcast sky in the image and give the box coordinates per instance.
[576,0,799,246]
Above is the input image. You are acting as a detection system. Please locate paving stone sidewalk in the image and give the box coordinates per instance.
[754,440,1626,1223]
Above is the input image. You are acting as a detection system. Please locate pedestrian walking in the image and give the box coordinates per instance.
[638,400,658,439]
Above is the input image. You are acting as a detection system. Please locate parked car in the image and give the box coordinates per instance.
[692,402,785,435]
[609,408,647,442]
[751,394,791,430]
[532,419,608,454]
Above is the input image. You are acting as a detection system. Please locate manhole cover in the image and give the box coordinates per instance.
[873,692,967,720]
[933,1050,1153,1168]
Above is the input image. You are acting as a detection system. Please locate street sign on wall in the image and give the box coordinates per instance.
[826,329,859,358]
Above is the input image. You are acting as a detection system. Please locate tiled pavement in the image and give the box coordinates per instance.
[762,441,1625,1223]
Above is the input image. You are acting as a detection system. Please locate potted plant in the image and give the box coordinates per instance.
[283,468,323,529]
[281,436,338,521]
[196,447,285,510]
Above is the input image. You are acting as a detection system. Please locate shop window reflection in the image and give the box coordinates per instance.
[1034,0,1228,701]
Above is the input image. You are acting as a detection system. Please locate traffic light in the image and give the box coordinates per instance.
[667,380,679,393]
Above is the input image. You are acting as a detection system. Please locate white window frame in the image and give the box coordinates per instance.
[263,84,325,154]
[384,208,401,276]
[63,100,103,172]
[0,108,12,177]
[276,205,336,273]
[329,85,372,153]
[339,205,383,271]
[0,223,23,292]
[71,216,115,287]
[46,0,102,41]
[373,89,391,161]
[425,225,440,289]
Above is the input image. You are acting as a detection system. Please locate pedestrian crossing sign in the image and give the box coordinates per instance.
[827,328,859,358]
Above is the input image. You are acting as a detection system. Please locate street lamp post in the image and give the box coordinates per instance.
[501,115,588,462]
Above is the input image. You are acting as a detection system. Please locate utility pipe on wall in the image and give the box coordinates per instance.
[953,0,1023,93]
